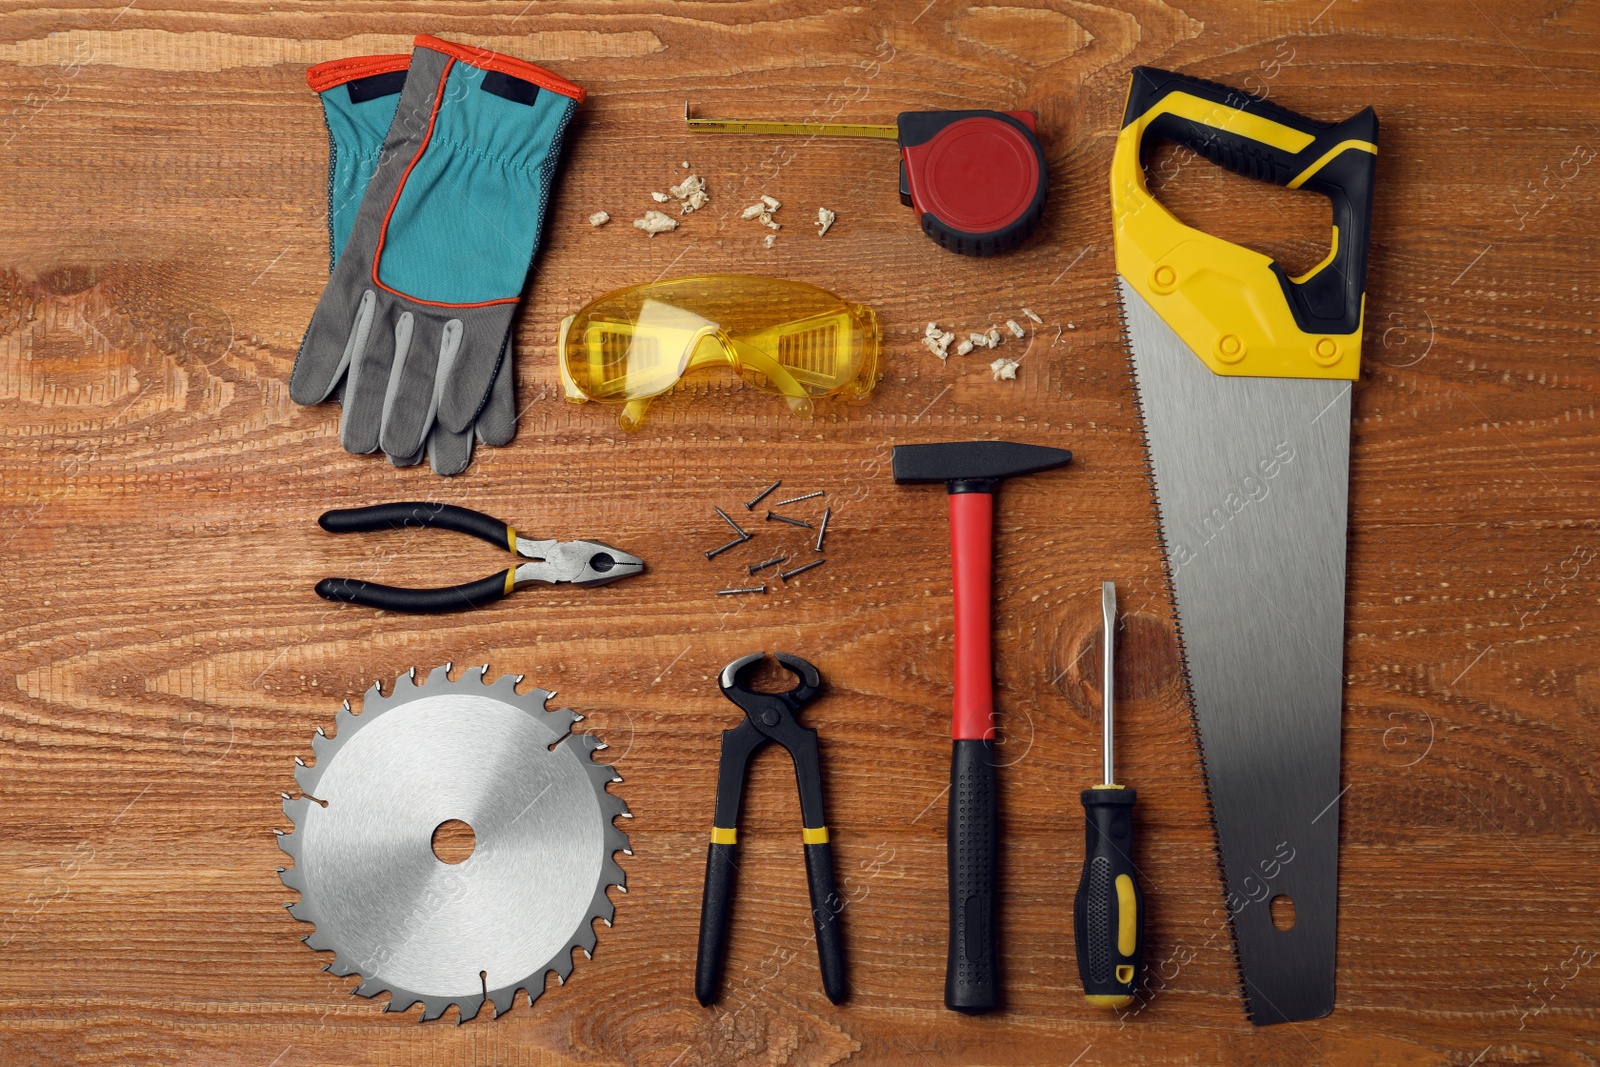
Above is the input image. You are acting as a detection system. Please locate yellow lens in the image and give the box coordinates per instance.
[560,276,881,425]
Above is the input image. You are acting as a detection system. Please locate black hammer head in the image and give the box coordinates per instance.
[892,441,1072,492]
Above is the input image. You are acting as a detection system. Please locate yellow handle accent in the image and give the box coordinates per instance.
[1111,90,1374,381]
[502,567,517,596]
[1289,139,1378,189]
[801,826,829,845]
[710,826,737,845]
[1115,873,1137,956]
[1086,993,1134,1009]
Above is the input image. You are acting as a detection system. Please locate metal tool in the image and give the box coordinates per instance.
[314,502,644,613]
[1112,66,1378,1024]
[1074,582,1144,1009]
[277,665,631,1022]
[696,652,846,1006]
[892,440,1073,1013]
[687,102,1046,257]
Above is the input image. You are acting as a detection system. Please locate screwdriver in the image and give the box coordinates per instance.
[1074,581,1144,1008]
[685,101,1046,257]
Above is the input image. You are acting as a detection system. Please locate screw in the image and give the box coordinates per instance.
[717,584,767,595]
[766,511,813,529]
[748,553,788,574]
[778,559,826,582]
[713,506,749,538]
[814,506,831,552]
[771,490,824,507]
[744,480,782,510]
[704,534,751,560]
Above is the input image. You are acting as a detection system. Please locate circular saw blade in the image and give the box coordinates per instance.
[277,665,631,1023]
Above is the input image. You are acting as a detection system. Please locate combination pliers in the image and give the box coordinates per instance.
[314,502,644,614]
[695,651,846,1006]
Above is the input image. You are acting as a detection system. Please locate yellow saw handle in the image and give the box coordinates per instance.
[1111,67,1378,380]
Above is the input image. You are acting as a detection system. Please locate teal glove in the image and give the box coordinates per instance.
[293,36,581,471]
[308,51,517,476]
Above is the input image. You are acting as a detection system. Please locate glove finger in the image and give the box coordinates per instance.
[475,334,517,447]
[339,294,400,455]
[378,316,461,458]
[388,440,426,468]
[435,312,514,434]
[292,285,376,406]
[427,421,475,476]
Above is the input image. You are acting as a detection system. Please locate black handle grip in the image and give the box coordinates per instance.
[1074,786,1143,1005]
[803,840,847,1004]
[946,739,999,1013]
[318,502,512,551]
[314,570,511,614]
[1122,66,1378,335]
[695,840,738,1006]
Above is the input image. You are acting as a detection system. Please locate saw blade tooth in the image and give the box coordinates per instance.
[278,864,305,893]
[357,977,394,1001]
[417,996,452,1023]
[460,663,487,686]
[326,955,361,978]
[542,704,578,735]
[336,697,360,733]
[551,948,578,981]
[303,925,337,953]
[602,855,629,891]
[486,984,519,1018]
[423,664,453,689]
[485,671,522,700]
[590,883,617,926]
[572,922,598,957]
[449,994,485,1026]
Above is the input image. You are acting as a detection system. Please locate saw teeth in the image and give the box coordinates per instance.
[279,664,629,1023]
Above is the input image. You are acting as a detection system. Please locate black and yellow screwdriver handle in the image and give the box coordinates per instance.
[1113,67,1379,382]
[1073,786,1143,1008]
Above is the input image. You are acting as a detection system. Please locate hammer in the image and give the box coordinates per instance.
[893,440,1073,1013]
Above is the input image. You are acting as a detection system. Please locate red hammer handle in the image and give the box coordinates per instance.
[949,491,995,741]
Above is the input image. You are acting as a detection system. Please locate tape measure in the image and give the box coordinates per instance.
[686,104,1047,257]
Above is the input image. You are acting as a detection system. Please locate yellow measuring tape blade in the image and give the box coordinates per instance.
[685,101,898,140]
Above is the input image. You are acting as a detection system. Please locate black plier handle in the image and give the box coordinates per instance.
[695,652,846,1006]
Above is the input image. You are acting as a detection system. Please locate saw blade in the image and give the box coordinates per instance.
[276,664,631,1023]
[1119,278,1348,1024]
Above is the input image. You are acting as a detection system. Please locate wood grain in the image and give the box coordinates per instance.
[3,1,1599,1064]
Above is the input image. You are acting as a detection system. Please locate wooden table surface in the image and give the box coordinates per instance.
[3,1,1598,1064]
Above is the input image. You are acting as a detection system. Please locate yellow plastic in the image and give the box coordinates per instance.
[801,826,829,845]
[559,275,881,430]
[1115,873,1137,956]
[710,826,737,845]
[1111,90,1376,380]
[1086,994,1134,1009]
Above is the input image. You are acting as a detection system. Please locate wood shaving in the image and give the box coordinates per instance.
[650,191,670,203]
[922,323,957,361]
[1068,322,1077,330]
[681,161,690,169]
[741,197,781,231]
[815,207,836,237]
[763,233,776,249]
[670,174,709,214]
[969,331,993,350]
[955,338,974,356]
[760,194,781,210]
[633,210,678,236]
[986,327,1002,347]
[1022,307,1042,323]
[587,211,610,227]
[990,357,1020,380]
[1006,319,1025,338]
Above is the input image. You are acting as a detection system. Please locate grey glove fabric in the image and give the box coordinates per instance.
[292,36,581,473]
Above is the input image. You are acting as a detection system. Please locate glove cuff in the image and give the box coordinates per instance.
[414,33,585,104]
[306,53,410,93]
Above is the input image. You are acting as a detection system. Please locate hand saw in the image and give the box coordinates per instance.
[1111,67,1378,1024]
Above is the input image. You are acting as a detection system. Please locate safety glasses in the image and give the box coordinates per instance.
[558,275,881,429]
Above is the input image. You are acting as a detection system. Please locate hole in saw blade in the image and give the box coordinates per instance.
[1270,893,1296,930]
[431,819,477,864]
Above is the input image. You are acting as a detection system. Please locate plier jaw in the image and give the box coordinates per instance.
[513,539,646,588]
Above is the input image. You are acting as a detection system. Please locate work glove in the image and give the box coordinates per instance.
[307,50,519,475]
[292,35,582,473]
